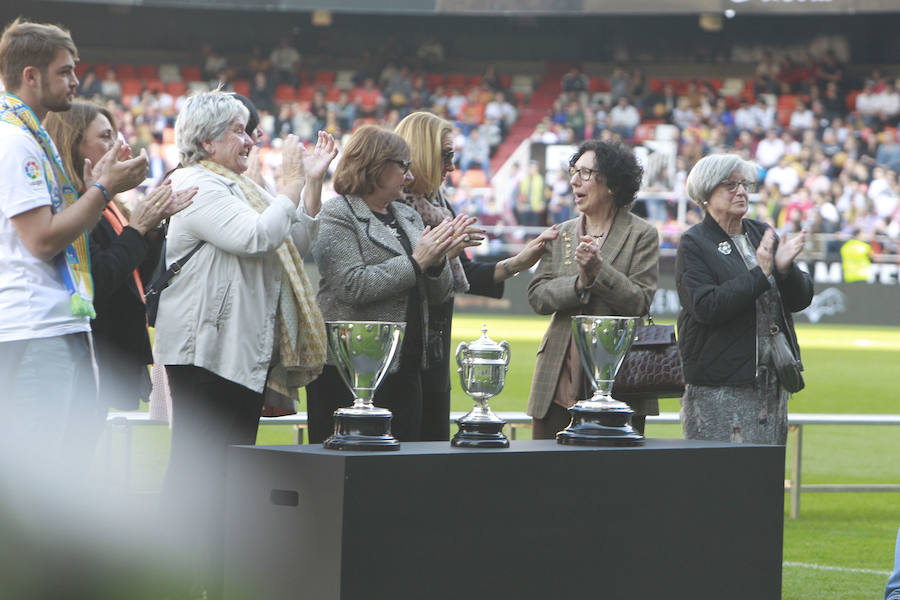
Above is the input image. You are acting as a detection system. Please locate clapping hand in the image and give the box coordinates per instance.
[412,217,465,270]
[446,214,482,259]
[85,139,149,194]
[775,229,805,275]
[300,131,339,181]
[575,235,602,289]
[129,180,198,235]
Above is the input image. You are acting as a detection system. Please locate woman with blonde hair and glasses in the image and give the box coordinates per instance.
[394,110,558,440]
[676,153,812,445]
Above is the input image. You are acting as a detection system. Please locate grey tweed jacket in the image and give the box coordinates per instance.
[312,195,452,369]
[526,209,660,419]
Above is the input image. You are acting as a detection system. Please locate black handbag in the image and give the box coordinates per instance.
[144,238,204,327]
[613,317,686,400]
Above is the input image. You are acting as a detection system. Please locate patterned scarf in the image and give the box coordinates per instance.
[399,188,469,293]
[198,160,326,389]
[1,93,95,317]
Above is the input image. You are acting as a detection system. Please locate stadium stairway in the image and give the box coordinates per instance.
[489,62,566,173]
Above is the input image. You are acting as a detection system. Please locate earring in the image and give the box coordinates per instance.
[607,188,613,195]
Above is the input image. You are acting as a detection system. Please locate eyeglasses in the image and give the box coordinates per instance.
[720,179,758,193]
[389,159,412,175]
[569,166,601,181]
[441,148,455,165]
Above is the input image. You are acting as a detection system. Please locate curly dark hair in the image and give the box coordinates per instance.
[569,139,643,208]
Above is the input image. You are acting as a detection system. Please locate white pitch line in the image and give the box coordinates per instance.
[783,561,890,576]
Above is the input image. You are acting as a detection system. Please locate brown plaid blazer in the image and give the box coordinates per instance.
[526,209,660,419]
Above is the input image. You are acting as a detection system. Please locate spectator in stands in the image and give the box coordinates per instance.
[154,91,332,598]
[458,127,491,178]
[78,68,101,99]
[526,139,659,439]
[100,68,122,102]
[562,65,589,95]
[765,155,802,196]
[394,111,557,440]
[789,100,815,133]
[484,91,516,137]
[352,76,385,119]
[677,153,812,445]
[876,128,900,172]
[518,160,545,226]
[270,38,301,86]
[200,42,228,83]
[609,66,630,104]
[646,81,678,122]
[246,45,271,78]
[416,35,444,70]
[756,127,786,170]
[43,100,195,420]
[305,125,460,443]
[249,70,274,114]
[609,96,640,139]
[328,90,357,132]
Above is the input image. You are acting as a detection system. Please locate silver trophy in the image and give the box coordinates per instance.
[452,325,511,448]
[323,321,405,451]
[556,316,644,446]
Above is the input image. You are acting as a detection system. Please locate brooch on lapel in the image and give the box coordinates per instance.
[717,241,732,255]
[563,232,573,265]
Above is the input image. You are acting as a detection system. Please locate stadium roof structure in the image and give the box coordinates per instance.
[32,0,900,15]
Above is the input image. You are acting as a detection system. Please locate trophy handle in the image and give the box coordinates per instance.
[455,342,469,371]
[500,340,510,370]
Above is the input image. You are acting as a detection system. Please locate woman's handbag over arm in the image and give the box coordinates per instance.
[612,316,686,400]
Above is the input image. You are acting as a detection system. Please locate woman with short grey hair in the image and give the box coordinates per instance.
[154,90,337,598]
[675,153,813,445]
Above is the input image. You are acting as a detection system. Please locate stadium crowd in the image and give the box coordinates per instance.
[54,37,900,263]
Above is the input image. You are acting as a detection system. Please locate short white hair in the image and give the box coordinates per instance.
[175,91,249,165]
[685,153,758,208]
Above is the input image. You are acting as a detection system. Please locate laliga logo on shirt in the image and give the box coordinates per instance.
[24,159,40,180]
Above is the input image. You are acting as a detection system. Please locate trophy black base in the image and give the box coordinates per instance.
[324,412,400,451]
[556,405,644,447]
[451,419,509,448]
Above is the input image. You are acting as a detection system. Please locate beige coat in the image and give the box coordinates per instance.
[154,166,317,393]
[526,209,660,419]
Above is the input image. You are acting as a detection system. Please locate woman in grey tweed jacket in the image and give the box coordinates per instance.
[527,140,660,439]
[306,125,464,443]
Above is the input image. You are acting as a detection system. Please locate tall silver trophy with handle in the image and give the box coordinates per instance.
[324,321,405,451]
[556,316,644,446]
[452,325,510,448]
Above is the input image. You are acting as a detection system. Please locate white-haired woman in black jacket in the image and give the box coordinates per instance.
[676,153,813,445]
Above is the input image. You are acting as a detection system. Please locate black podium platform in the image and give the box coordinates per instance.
[224,439,784,600]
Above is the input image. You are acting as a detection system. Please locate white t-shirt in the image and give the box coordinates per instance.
[0,121,90,342]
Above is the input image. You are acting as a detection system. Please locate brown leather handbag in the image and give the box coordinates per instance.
[612,317,686,400]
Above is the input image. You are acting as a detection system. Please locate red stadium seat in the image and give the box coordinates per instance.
[313,71,335,86]
[426,73,444,90]
[165,81,187,97]
[121,79,142,96]
[116,64,136,80]
[274,84,297,103]
[232,79,251,97]
[499,75,511,89]
[446,74,467,89]
[93,63,112,79]
[325,86,342,102]
[138,65,159,80]
[846,90,861,111]
[75,62,91,78]
[145,79,165,93]
[468,74,483,87]
[460,169,488,187]
[298,85,316,102]
[181,65,203,82]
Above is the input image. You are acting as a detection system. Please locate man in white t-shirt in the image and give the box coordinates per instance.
[0,19,148,463]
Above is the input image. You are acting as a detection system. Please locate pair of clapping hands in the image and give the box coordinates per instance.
[83,138,196,235]
[412,214,483,271]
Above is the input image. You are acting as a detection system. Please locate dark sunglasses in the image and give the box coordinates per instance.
[389,159,412,174]
[441,148,455,164]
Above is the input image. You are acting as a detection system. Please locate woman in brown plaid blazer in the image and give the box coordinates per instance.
[527,140,660,439]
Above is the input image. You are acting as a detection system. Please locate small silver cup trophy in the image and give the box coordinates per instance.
[451,325,510,448]
[556,315,644,446]
[323,321,405,451]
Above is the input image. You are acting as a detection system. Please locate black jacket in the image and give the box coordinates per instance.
[89,217,163,409]
[675,213,813,386]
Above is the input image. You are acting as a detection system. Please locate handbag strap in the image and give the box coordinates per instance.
[144,240,205,298]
